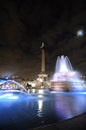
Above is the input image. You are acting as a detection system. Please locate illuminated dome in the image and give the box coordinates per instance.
[0,79,28,94]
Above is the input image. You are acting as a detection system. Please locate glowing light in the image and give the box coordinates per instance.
[37,100,43,117]
[37,78,43,82]
[38,89,44,94]
[0,93,19,99]
[38,95,43,97]
[38,100,43,110]
[7,95,19,99]
[32,89,36,93]
[76,30,84,37]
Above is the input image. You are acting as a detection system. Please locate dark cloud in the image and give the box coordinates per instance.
[0,0,86,79]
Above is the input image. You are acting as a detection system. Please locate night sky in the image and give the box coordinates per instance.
[0,0,86,79]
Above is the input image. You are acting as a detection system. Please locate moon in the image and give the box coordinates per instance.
[76,30,84,37]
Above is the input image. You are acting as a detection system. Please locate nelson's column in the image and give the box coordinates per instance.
[38,42,48,88]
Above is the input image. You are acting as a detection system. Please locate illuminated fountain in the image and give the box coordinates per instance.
[0,79,28,97]
[51,55,86,92]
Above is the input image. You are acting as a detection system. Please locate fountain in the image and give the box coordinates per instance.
[51,55,86,92]
[0,79,28,96]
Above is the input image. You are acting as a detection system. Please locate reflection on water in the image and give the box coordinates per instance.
[0,92,86,129]
[52,92,86,120]
[37,99,43,117]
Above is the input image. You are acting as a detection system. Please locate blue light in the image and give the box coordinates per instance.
[7,95,19,99]
[4,76,9,79]
[0,93,19,100]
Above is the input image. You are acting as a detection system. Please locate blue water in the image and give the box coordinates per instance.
[0,92,86,130]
